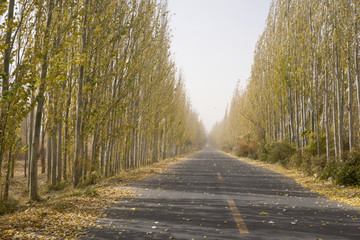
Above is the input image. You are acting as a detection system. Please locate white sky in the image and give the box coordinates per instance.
[167,0,272,132]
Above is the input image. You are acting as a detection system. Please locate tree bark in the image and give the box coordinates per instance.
[294,88,300,147]
[348,43,354,151]
[25,117,28,177]
[0,0,15,177]
[301,78,306,147]
[355,6,360,140]
[46,132,52,182]
[40,125,46,174]
[90,127,98,172]
[63,78,72,180]
[73,0,90,187]
[51,125,57,185]
[333,68,339,159]
[57,115,62,182]
[4,145,13,201]
[325,65,331,161]
[162,118,167,160]
[335,48,344,160]
[29,0,55,201]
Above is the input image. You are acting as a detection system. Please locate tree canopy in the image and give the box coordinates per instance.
[0,0,206,201]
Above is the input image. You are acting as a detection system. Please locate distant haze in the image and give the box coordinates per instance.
[168,0,271,132]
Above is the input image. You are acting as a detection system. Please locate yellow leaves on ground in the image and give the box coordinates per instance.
[108,157,184,183]
[0,187,134,240]
[0,156,184,240]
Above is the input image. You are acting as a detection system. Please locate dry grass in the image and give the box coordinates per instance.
[0,156,188,240]
[106,157,187,184]
[225,152,360,208]
[4,162,47,206]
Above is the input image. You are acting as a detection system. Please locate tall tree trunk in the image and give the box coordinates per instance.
[333,74,339,159]
[29,0,55,201]
[0,0,15,177]
[325,66,331,161]
[287,87,294,143]
[46,133,52,182]
[63,78,72,180]
[280,99,284,140]
[152,128,158,162]
[83,141,88,180]
[40,125,46,174]
[294,88,300,147]
[315,63,320,157]
[73,0,90,187]
[348,43,354,151]
[50,97,57,185]
[10,146,15,178]
[162,118,167,160]
[273,109,277,141]
[51,126,57,185]
[335,49,344,160]
[29,85,46,201]
[90,127,98,172]
[25,117,28,177]
[57,114,62,182]
[4,145,13,201]
[27,108,34,185]
[355,6,360,139]
[301,78,307,147]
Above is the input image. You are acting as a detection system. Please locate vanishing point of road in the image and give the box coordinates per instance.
[83,148,360,240]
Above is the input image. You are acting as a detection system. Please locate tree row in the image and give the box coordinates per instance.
[0,0,206,202]
[211,0,359,163]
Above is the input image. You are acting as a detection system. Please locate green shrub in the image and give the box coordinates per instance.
[222,143,233,152]
[335,163,360,186]
[311,154,328,174]
[266,141,295,165]
[320,161,339,181]
[258,141,271,162]
[256,140,360,186]
[334,151,360,186]
[306,133,326,156]
[234,138,257,157]
[299,154,312,174]
[320,152,360,186]
[288,150,303,168]
[258,141,294,164]
[287,149,327,175]
[249,152,259,160]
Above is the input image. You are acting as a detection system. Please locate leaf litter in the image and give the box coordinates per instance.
[0,187,134,239]
[0,156,186,239]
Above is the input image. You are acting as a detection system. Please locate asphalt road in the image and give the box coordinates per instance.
[83,148,360,240]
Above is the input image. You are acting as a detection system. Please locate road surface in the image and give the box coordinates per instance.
[83,149,360,239]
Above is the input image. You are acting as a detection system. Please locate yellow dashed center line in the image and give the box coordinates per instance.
[227,199,250,235]
[217,172,222,180]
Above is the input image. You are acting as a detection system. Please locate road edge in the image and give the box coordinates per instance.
[220,150,360,209]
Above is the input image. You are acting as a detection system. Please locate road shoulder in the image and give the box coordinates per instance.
[222,151,360,208]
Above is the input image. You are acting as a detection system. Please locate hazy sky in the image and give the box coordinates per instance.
[167,0,272,132]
